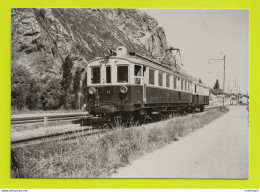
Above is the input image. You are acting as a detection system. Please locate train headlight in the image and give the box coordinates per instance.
[88,87,96,94]
[120,86,128,94]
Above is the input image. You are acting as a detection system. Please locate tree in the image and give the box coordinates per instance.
[26,77,42,110]
[61,54,74,109]
[11,65,31,111]
[72,67,82,109]
[39,76,62,110]
[82,72,88,104]
[213,79,220,89]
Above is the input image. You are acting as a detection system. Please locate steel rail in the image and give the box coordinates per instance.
[11,126,107,145]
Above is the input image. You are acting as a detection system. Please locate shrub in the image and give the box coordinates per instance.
[116,140,131,164]
[11,65,31,110]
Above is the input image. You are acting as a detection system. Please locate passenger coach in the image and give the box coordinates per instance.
[84,46,209,121]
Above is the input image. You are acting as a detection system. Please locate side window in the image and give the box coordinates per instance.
[177,77,180,90]
[149,68,155,85]
[174,76,177,89]
[166,74,170,88]
[181,79,183,90]
[195,85,197,93]
[106,66,111,83]
[91,67,100,84]
[158,72,163,87]
[134,65,142,85]
[117,66,128,83]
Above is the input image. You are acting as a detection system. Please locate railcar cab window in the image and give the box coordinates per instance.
[158,72,163,87]
[91,67,100,84]
[134,65,142,85]
[106,66,111,83]
[117,65,128,83]
[149,68,155,85]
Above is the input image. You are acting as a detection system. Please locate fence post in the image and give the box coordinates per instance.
[44,117,48,126]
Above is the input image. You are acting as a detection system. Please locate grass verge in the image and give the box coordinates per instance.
[12,107,228,178]
[11,121,75,133]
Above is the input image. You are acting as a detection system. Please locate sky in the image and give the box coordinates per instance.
[143,9,249,94]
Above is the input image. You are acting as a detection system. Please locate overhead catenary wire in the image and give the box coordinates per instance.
[198,10,222,55]
[157,10,225,84]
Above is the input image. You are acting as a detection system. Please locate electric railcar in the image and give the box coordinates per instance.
[84,46,209,121]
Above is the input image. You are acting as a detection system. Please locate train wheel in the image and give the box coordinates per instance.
[108,114,122,128]
[200,106,205,112]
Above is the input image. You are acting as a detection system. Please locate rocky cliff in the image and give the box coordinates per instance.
[11,8,177,110]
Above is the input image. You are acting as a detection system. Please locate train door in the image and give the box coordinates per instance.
[143,66,147,103]
[195,85,198,105]
[188,82,192,103]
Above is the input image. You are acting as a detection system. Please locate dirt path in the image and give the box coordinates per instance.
[111,105,249,178]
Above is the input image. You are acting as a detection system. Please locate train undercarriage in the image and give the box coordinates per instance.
[83,103,206,127]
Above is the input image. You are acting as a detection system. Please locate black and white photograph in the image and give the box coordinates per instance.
[11,8,249,178]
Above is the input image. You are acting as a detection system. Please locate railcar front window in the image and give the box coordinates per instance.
[134,65,142,76]
[106,66,111,83]
[117,66,128,83]
[91,67,100,84]
[134,65,142,85]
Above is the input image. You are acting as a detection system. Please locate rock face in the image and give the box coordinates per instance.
[11,8,177,110]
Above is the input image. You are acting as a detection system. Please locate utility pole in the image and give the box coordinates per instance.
[223,55,226,108]
[247,90,249,104]
[208,54,226,110]
[235,79,236,94]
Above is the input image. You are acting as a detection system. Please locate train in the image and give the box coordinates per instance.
[83,46,209,123]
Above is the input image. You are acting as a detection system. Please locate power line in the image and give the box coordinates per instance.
[198,10,222,54]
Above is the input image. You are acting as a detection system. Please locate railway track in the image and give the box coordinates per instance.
[11,127,108,146]
[11,120,110,146]
[11,105,225,146]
